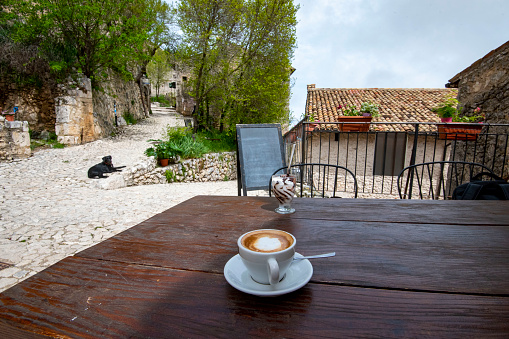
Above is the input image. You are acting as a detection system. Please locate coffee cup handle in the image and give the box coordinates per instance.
[267,258,279,285]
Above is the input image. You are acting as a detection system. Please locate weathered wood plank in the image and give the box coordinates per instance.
[76,201,509,295]
[0,256,508,338]
[151,196,509,225]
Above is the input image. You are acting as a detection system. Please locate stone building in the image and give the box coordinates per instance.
[151,66,195,117]
[446,40,509,179]
[295,85,455,178]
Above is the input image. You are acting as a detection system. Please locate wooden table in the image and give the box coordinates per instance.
[1,196,509,338]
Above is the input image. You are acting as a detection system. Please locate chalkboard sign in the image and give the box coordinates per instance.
[236,124,286,196]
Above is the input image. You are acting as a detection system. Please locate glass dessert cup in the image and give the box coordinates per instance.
[271,174,296,214]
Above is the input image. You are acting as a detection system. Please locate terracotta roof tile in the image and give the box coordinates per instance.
[306,87,457,132]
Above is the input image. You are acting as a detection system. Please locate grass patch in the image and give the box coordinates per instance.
[30,131,66,150]
[165,169,177,182]
[195,129,236,153]
[122,112,137,125]
[151,95,174,107]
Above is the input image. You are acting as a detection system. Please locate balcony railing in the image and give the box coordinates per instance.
[283,120,509,199]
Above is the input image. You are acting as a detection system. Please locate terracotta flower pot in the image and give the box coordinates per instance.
[159,158,169,167]
[337,116,372,132]
[437,123,483,141]
[305,123,318,132]
[4,114,14,122]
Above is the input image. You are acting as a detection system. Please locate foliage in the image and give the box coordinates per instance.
[144,126,235,161]
[453,107,485,123]
[147,48,172,97]
[144,139,177,160]
[7,0,173,86]
[177,0,298,132]
[307,113,319,122]
[432,93,462,118]
[122,112,137,125]
[151,95,173,107]
[196,129,236,153]
[30,132,65,150]
[165,169,177,182]
[338,101,380,117]
[340,105,360,116]
[359,101,380,116]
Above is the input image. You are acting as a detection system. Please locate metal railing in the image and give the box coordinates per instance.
[283,120,509,199]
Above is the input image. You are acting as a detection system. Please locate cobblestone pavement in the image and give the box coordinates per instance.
[0,107,240,292]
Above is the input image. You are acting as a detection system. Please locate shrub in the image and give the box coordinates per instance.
[151,95,173,107]
[144,126,236,162]
[123,112,137,125]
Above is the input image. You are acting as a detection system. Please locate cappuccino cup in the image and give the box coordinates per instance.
[238,229,296,285]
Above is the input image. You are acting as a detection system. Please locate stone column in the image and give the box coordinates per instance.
[55,77,97,145]
[0,118,31,160]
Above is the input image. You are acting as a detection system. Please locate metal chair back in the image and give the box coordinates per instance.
[397,161,495,199]
[269,163,358,198]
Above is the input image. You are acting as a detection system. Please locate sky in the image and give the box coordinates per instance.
[290,0,509,123]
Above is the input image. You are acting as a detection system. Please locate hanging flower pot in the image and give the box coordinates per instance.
[337,116,372,132]
[437,123,483,141]
[305,123,318,132]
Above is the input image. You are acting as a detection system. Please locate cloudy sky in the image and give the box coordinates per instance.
[290,0,509,122]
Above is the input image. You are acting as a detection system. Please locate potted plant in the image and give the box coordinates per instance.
[305,113,319,132]
[145,140,177,167]
[336,101,379,132]
[437,106,485,141]
[1,109,15,122]
[432,93,461,123]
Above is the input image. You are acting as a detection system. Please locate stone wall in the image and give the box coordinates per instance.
[92,74,150,139]
[1,72,149,149]
[0,117,31,160]
[55,77,96,145]
[446,41,509,180]
[91,152,237,190]
[0,83,56,136]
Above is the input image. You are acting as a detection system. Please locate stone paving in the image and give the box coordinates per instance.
[0,106,241,292]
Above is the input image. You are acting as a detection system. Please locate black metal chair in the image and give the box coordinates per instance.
[397,161,495,200]
[269,163,358,198]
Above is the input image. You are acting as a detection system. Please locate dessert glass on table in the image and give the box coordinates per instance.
[271,174,296,214]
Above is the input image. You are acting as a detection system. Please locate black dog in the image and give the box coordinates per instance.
[88,155,126,179]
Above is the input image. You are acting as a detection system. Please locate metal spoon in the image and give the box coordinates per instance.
[293,252,336,260]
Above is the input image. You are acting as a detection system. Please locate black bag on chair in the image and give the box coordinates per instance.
[452,172,509,200]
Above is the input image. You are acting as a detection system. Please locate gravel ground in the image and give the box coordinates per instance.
[0,107,241,292]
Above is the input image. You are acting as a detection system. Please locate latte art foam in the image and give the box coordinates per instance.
[241,230,294,253]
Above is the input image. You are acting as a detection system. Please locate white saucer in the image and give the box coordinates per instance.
[224,252,313,297]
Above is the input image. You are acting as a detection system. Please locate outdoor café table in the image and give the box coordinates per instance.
[0,196,509,338]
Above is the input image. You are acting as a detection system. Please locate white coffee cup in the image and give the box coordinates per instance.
[238,229,296,285]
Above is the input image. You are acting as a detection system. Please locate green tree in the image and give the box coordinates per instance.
[147,49,172,98]
[8,0,172,85]
[178,0,298,132]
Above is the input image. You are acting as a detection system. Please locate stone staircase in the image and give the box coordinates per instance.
[150,104,191,128]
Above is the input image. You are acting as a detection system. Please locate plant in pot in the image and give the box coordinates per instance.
[1,109,15,121]
[435,104,485,141]
[359,101,380,117]
[337,101,379,132]
[432,93,461,123]
[145,140,176,167]
[305,113,319,132]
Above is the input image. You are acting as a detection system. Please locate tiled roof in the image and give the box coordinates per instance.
[306,85,457,132]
